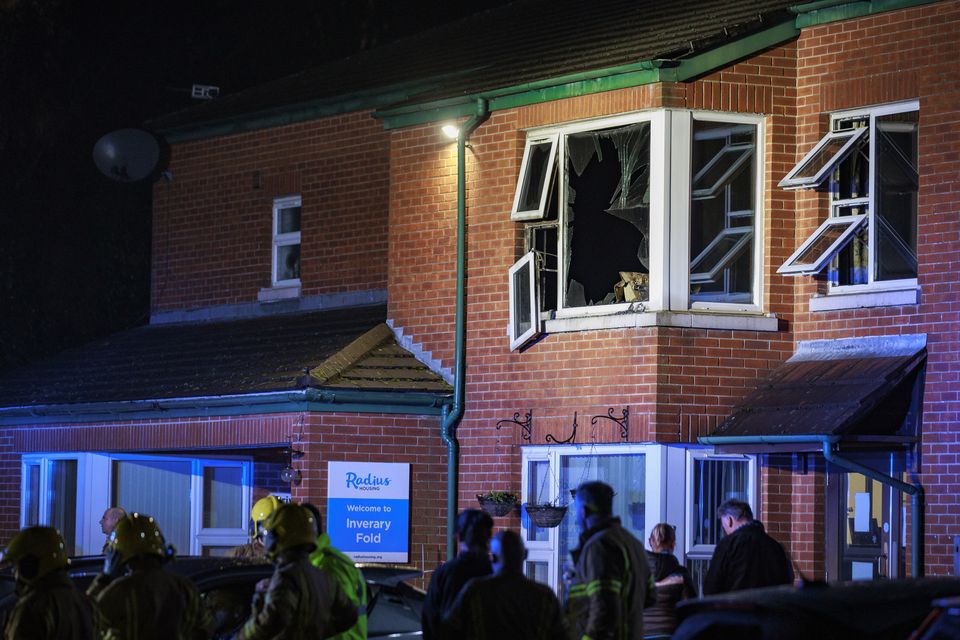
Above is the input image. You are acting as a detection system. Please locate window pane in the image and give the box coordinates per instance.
[559,454,645,592]
[565,122,650,307]
[524,460,549,543]
[24,464,40,527]
[525,560,550,586]
[275,244,300,281]
[512,260,532,337]
[875,111,918,281]
[793,218,857,266]
[792,134,861,182]
[203,466,243,529]
[277,205,301,234]
[692,459,748,547]
[517,142,554,213]
[690,120,756,303]
[49,460,77,555]
[831,208,869,286]
[201,545,235,558]
[114,459,192,554]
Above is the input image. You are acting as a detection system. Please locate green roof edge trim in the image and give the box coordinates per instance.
[375,20,800,130]
[793,0,941,27]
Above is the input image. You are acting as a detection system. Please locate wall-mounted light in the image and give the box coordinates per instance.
[441,124,460,140]
[280,448,304,485]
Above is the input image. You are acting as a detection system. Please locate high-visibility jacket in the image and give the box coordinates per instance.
[87,565,208,640]
[567,517,653,640]
[309,533,368,640]
[234,551,357,640]
[4,570,95,640]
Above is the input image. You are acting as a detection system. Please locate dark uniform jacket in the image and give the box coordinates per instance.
[233,551,357,640]
[4,570,95,640]
[643,551,696,637]
[88,565,208,640]
[421,549,492,640]
[444,572,567,640]
[702,520,793,595]
[567,517,653,640]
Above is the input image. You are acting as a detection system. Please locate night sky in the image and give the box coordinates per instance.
[0,0,509,372]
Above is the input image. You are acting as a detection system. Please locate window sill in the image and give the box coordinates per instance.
[543,310,779,334]
[808,286,919,312]
[257,284,301,303]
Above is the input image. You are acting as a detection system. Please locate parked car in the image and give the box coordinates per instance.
[673,577,960,640]
[0,555,424,639]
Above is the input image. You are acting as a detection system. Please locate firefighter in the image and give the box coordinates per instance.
[232,503,357,640]
[303,503,368,640]
[87,512,209,639]
[0,526,95,639]
[229,495,282,559]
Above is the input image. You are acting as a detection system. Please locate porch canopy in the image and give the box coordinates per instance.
[701,334,926,454]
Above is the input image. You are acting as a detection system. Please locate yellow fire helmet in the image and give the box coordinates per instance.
[263,503,317,558]
[0,526,69,584]
[251,495,282,536]
[108,513,173,565]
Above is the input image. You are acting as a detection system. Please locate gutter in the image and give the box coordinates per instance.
[440,98,490,560]
[0,388,449,426]
[699,434,924,577]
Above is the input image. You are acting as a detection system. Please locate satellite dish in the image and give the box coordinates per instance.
[92,128,161,182]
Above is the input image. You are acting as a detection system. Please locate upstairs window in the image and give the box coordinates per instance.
[779,102,918,288]
[272,195,301,286]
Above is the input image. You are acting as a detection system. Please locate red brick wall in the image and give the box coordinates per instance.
[152,111,390,314]
[0,412,446,575]
[787,1,960,575]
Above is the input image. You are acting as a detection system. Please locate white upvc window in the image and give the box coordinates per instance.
[21,453,252,556]
[779,101,919,294]
[684,449,757,592]
[272,195,302,286]
[507,110,764,350]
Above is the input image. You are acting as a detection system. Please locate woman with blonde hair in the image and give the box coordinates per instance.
[644,523,696,639]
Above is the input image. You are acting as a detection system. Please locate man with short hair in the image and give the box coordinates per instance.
[421,509,494,640]
[98,507,126,553]
[445,530,566,640]
[702,499,793,595]
[567,481,652,640]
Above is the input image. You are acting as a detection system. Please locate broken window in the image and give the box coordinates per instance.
[273,195,301,285]
[779,103,918,288]
[689,120,757,304]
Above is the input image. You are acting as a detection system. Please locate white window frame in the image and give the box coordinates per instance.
[779,101,919,300]
[272,194,302,287]
[684,449,757,560]
[778,127,868,190]
[508,251,540,350]
[778,214,868,275]
[21,453,252,556]
[690,227,754,285]
[519,442,671,594]
[511,134,559,221]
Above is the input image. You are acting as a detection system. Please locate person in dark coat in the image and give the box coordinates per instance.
[567,481,654,640]
[421,509,494,640]
[644,523,696,638]
[444,530,567,640]
[1,526,95,640]
[702,499,793,595]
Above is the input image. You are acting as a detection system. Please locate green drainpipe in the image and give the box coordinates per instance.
[440,98,490,560]
[699,434,924,577]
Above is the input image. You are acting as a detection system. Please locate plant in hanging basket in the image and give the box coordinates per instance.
[476,491,518,517]
[523,502,569,528]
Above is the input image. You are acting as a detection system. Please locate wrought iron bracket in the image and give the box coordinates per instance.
[591,407,629,440]
[546,412,578,444]
[496,410,533,442]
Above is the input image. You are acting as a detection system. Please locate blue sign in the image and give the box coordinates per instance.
[326,461,410,563]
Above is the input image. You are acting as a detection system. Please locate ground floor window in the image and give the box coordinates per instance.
[22,452,252,556]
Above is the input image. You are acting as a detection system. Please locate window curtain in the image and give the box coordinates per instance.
[114,460,192,553]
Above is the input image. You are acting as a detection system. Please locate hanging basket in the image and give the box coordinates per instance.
[523,503,568,528]
[477,493,518,517]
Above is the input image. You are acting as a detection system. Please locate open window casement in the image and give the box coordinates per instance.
[511,134,559,221]
[508,251,541,350]
[778,214,868,276]
[779,127,868,190]
[690,227,753,284]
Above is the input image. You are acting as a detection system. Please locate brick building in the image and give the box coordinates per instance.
[1,0,957,592]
